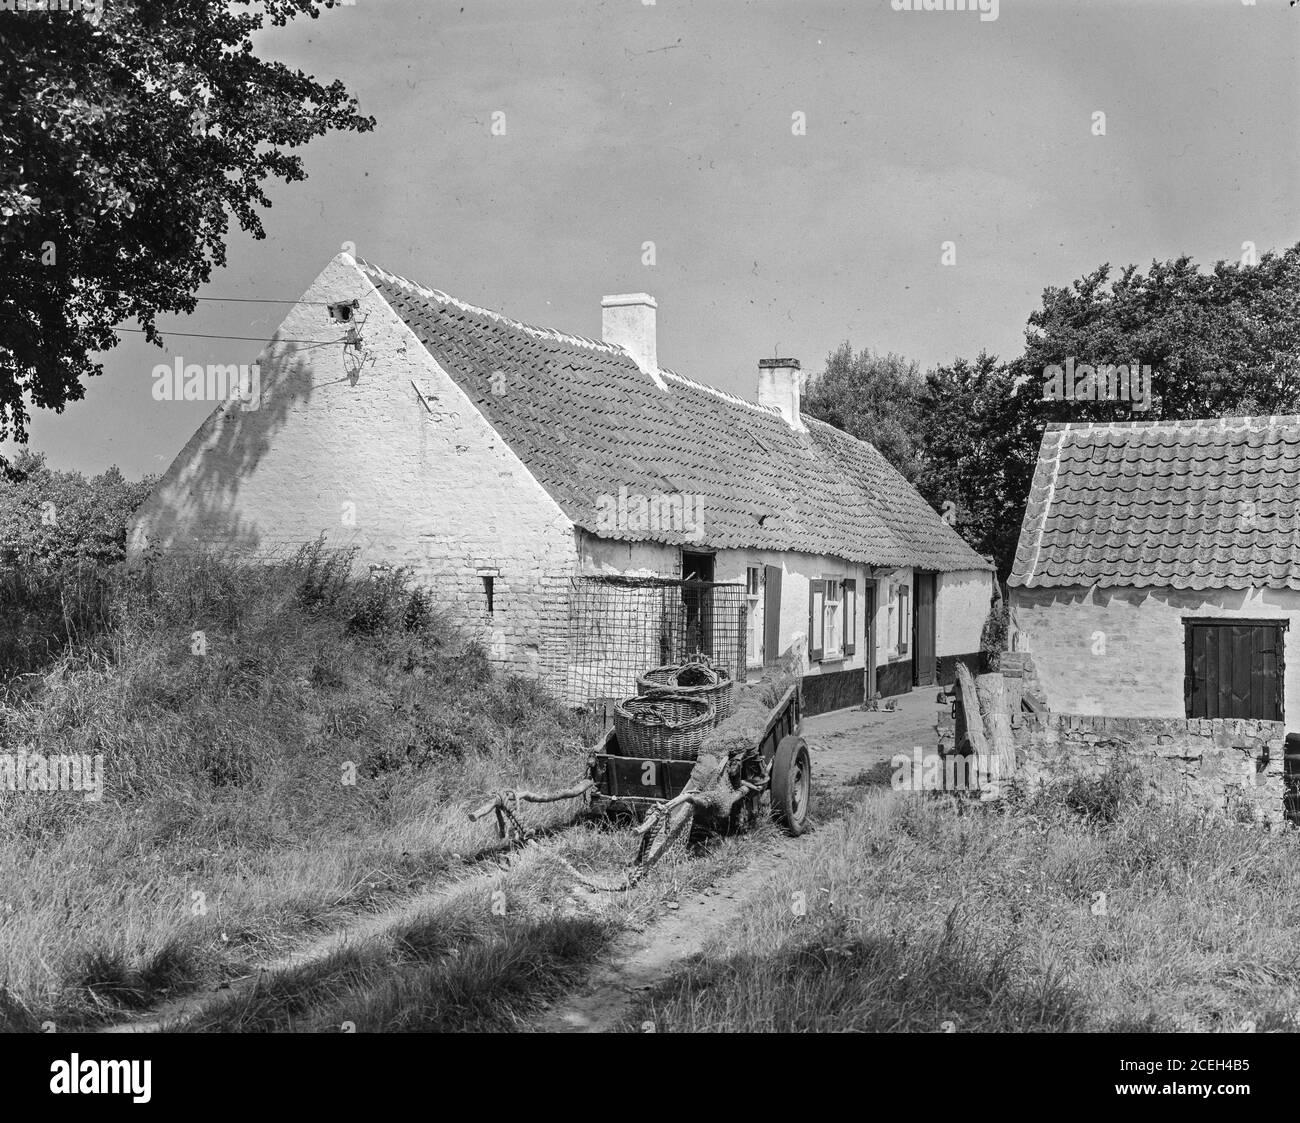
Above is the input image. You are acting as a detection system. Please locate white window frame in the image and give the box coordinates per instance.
[823,577,843,658]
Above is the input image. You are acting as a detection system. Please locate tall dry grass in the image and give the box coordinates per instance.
[0,543,598,1030]
[626,775,1300,1032]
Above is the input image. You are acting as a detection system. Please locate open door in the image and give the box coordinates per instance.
[912,572,936,687]
[681,551,715,658]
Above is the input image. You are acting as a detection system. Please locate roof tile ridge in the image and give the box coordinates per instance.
[1028,428,1068,584]
[658,367,784,417]
[357,258,628,359]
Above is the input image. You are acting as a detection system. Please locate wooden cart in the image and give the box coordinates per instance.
[587,682,810,835]
[471,682,812,847]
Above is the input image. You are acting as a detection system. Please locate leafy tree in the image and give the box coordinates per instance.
[947,247,1300,577]
[809,246,1300,581]
[0,0,374,471]
[803,342,925,482]
[913,352,1027,573]
[1021,247,1300,421]
[0,449,155,568]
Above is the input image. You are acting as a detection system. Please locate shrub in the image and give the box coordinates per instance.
[0,450,154,570]
[1032,760,1144,824]
[979,588,1008,673]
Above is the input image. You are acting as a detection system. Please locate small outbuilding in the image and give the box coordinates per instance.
[1008,416,1300,728]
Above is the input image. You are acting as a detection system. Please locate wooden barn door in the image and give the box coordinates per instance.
[912,572,937,687]
[1184,619,1286,721]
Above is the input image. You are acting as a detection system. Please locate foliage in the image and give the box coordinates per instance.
[0,547,597,1028]
[1020,248,1300,420]
[0,448,154,569]
[913,352,1027,571]
[803,343,925,483]
[808,246,1300,579]
[0,0,374,469]
[1028,761,1146,826]
[978,587,1008,671]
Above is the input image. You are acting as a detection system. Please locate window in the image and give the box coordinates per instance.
[745,566,762,664]
[811,577,854,662]
[897,584,909,656]
[824,579,842,657]
[482,575,495,614]
[1184,618,1287,720]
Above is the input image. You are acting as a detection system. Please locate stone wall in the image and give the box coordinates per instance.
[1009,712,1286,825]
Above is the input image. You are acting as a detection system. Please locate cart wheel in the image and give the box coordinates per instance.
[771,735,811,835]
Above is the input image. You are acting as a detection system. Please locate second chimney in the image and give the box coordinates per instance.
[758,357,805,430]
[602,293,664,389]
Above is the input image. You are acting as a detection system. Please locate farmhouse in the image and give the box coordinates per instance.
[128,252,994,715]
[1008,416,1300,729]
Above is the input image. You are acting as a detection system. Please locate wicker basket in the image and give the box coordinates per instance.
[636,661,734,727]
[614,691,715,761]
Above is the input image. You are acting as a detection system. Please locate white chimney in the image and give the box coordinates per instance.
[602,293,665,390]
[758,357,804,430]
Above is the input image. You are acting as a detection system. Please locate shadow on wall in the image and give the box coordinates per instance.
[1091,586,1259,614]
[135,343,318,555]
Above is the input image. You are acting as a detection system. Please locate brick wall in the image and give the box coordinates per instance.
[1009,712,1286,824]
[129,253,579,681]
[1010,584,1300,729]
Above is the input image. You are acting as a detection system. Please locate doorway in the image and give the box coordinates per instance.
[912,572,936,688]
[864,581,877,701]
[681,551,715,658]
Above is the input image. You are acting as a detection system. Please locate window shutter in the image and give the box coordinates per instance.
[808,579,825,662]
[843,579,856,656]
[763,565,782,664]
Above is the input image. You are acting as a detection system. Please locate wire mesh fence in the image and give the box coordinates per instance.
[563,575,748,711]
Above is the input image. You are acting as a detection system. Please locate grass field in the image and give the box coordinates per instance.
[0,545,606,1031]
[11,545,1299,1034]
[624,778,1300,1032]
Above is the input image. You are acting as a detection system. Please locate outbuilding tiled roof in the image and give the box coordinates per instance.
[1010,416,1300,590]
[361,261,989,572]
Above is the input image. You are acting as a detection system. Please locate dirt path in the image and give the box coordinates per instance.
[100,862,511,1034]
[531,834,803,1032]
[531,689,945,1033]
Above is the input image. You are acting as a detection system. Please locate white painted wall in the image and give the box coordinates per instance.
[579,536,677,577]
[577,538,991,686]
[580,536,877,680]
[936,569,994,657]
[711,550,870,680]
[873,567,911,669]
[1011,584,1300,729]
[129,253,578,676]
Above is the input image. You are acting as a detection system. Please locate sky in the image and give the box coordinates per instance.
[20,0,1300,478]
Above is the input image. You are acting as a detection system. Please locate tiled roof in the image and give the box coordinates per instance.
[360,261,990,572]
[1009,416,1300,590]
